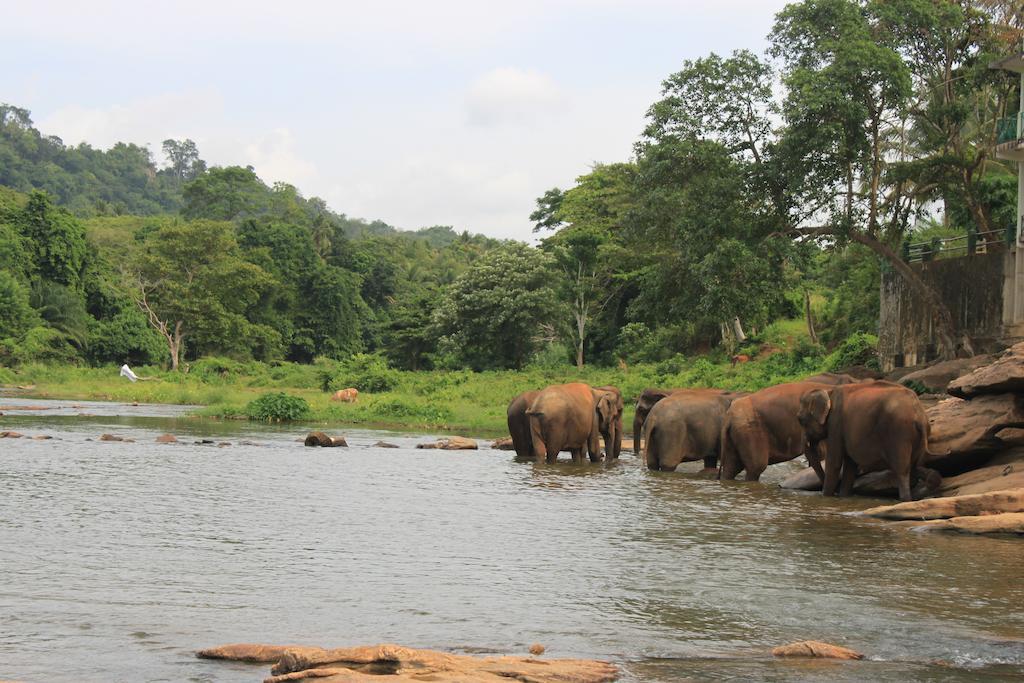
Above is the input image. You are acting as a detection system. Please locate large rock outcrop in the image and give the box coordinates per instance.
[863,488,1024,520]
[897,355,993,394]
[925,394,1024,472]
[948,342,1024,399]
[912,512,1024,534]
[197,643,618,682]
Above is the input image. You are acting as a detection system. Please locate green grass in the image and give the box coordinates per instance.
[1,318,853,435]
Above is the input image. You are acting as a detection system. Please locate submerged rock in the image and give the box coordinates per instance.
[491,437,515,450]
[197,643,617,682]
[304,432,348,447]
[529,643,546,655]
[155,434,178,444]
[771,640,864,660]
[0,431,23,438]
[99,434,134,442]
[32,435,52,440]
[372,441,400,449]
[416,436,478,450]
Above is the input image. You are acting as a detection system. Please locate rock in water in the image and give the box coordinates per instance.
[0,431,24,438]
[372,441,400,448]
[155,434,178,444]
[529,643,546,655]
[304,432,348,447]
[99,434,124,442]
[416,436,478,450]
[912,512,1024,535]
[198,643,617,682]
[491,437,515,450]
[771,641,864,660]
[862,488,1024,520]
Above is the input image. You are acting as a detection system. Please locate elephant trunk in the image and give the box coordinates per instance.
[633,412,645,458]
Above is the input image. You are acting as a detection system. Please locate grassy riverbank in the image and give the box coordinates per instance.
[0,322,872,434]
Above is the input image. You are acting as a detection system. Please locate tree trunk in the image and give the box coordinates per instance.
[847,231,960,360]
[732,317,747,343]
[804,290,818,345]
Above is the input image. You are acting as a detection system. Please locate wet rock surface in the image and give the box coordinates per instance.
[863,488,1024,520]
[198,643,618,682]
[416,436,478,450]
[304,432,348,447]
[948,342,1024,399]
[155,434,178,443]
[771,640,864,660]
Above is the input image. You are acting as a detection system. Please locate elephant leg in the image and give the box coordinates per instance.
[744,462,766,482]
[570,447,584,464]
[703,455,718,470]
[838,456,858,496]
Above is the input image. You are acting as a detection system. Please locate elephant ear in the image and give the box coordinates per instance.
[595,392,614,429]
[800,389,831,430]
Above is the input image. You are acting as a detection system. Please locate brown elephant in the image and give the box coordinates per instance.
[595,385,625,459]
[798,380,939,501]
[719,381,840,482]
[527,383,618,463]
[633,387,745,458]
[801,372,860,385]
[507,390,540,459]
[643,389,744,471]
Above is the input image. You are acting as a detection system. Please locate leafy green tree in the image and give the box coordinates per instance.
[181,166,271,221]
[0,271,39,339]
[161,139,207,183]
[29,279,91,352]
[127,220,277,369]
[291,263,366,361]
[18,192,88,289]
[433,243,561,370]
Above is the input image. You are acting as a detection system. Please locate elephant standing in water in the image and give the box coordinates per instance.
[633,387,744,458]
[507,391,540,459]
[643,389,744,471]
[719,381,840,482]
[595,385,624,459]
[527,383,619,463]
[798,380,940,501]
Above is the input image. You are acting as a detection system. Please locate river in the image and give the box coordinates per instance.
[1,398,1022,682]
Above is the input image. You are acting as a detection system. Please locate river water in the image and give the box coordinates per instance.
[1,398,1022,682]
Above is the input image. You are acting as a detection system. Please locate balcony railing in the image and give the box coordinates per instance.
[996,112,1024,145]
[902,226,1013,263]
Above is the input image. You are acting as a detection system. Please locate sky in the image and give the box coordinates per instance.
[1,0,790,241]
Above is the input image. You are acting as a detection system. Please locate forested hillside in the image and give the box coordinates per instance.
[0,0,1019,377]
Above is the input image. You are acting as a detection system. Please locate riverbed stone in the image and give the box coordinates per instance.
[372,441,400,448]
[948,342,1024,399]
[32,435,52,440]
[863,488,1024,520]
[416,436,478,450]
[155,434,178,444]
[908,512,1024,534]
[197,643,304,663]
[0,431,23,438]
[771,641,864,660]
[933,450,1024,497]
[304,432,348,447]
[99,433,132,442]
[491,437,515,450]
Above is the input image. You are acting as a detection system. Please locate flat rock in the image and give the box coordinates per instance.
[897,356,993,394]
[863,488,1024,520]
[99,434,134,442]
[372,441,400,449]
[948,342,1024,399]
[155,434,178,444]
[197,643,305,663]
[935,452,1024,497]
[926,394,1024,471]
[911,512,1024,535]
[416,436,478,450]
[32,435,52,440]
[0,431,23,438]
[771,640,863,660]
[491,437,515,450]
[304,432,348,447]
[263,643,618,682]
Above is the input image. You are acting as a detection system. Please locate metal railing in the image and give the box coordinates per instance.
[902,225,1013,263]
[996,112,1023,145]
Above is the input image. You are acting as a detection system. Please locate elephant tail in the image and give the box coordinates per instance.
[643,420,658,470]
[527,411,547,461]
[718,415,735,480]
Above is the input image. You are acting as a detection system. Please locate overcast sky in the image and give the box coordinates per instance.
[2,1,790,241]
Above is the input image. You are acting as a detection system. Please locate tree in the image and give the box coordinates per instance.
[433,243,561,370]
[161,139,207,183]
[0,271,39,339]
[536,163,636,367]
[18,191,88,290]
[127,220,276,370]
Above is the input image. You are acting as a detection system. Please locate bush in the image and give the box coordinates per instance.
[825,332,879,372]
[901,379,928,395]
[331,353,400,393]
[245,392,311,421]
[88,310,165,365]
[0,326,81,365]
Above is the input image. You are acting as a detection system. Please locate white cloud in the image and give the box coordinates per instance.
[465,68,565,126]
[242,129,318,190]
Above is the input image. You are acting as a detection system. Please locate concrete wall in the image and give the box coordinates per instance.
[878,246,1007,371]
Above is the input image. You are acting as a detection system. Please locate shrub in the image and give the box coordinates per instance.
[88,310,165,366]
[0,326,81,365]
[245,392,311,421]
[332,353,400,393]
[901,379,928,395]
[825,332,879,372]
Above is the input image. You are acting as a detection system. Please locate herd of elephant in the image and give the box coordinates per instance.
[507,373,940,502]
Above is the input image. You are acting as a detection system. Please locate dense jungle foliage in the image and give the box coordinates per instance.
[0,0,1019,381]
